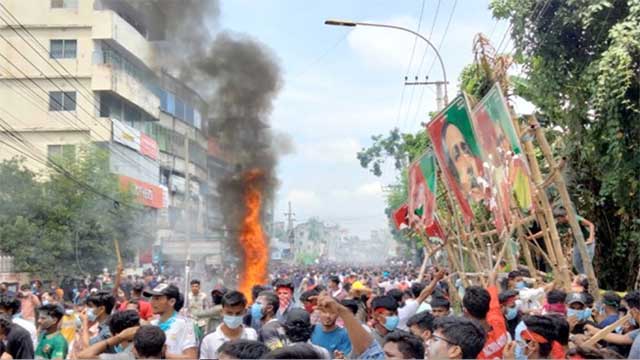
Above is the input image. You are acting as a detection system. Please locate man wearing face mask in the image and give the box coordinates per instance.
[35,303,68,359]
[253,291,287,350]
[193,286,226,333]
[566,292,594,335]
[76,310,140,359]
[200,290,257,359]
[81,290,116,350]
[369,296,400,346]
[145,284,197,359]
[499,290,522,339]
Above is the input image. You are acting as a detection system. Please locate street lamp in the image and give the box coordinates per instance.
[325,19,449,106]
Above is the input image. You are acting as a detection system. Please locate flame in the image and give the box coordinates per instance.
[238,170,269,299]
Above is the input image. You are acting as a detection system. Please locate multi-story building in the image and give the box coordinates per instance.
[0,0,231,270]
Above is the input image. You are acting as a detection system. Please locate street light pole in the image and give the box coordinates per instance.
[325,19,449,106]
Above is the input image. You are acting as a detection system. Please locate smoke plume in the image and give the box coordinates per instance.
[147,0,283,268]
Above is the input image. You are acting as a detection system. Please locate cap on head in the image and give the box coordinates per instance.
[143,284,180,300]
[566,292,586,306]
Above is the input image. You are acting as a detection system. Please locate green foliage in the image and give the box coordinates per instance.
[491,0,640,289]
[357,128,431,177]
[0,147,151,280]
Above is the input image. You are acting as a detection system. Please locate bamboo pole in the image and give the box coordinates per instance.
[517,224,539,282]
[446,241,469,287]
[583,314,632,347]
[522,126,572,289]
[529,115,599,298]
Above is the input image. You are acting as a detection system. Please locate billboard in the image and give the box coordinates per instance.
[119,175,166,209]
[427,95,484,224]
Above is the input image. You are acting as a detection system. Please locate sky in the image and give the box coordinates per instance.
[219,0,511,238]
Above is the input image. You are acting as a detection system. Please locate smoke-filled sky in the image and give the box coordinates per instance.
[216,0,517,238]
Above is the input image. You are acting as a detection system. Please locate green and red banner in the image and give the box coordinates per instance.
[470,84,532,231]
[427,95,484,225]
[408,152,438,229]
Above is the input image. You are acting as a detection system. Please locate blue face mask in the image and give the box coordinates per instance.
[250,303,263,320]
[568,308,591,322]
[506,307,519,320]
[515,281,526,290]
[383,315,399,331]
[114,345,123,353]
[630,317,638,327]
[223,315,244,329]
[87,308,97,322]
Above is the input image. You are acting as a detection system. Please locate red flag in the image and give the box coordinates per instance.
[425,217,446,240]
[392,204,410,230]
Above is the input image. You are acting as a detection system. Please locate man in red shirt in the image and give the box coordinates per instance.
[118,283,153,321]
[462,272,508,359]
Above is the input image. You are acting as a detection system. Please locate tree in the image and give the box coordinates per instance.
[491,0,640,289]
[0,146,151,279]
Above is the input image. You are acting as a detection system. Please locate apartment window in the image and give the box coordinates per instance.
[50,39,77,59]
[51,0,78,8]
[175,98,185,120]
[47,144,75,160]
[49,91,76,111]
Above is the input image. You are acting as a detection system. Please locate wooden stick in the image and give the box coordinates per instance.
[517,225,539,282]
[114,239,122,265]
[529,115,599,298]
[583,314,631,347]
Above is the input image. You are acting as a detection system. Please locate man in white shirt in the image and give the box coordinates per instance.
[0,295,37,348]
[200,291,257,359]
[144,284,197,359]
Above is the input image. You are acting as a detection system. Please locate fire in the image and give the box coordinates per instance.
[238,170,269,299]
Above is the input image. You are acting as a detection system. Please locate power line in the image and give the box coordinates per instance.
[401,0,438,132]
[409,0,457,129]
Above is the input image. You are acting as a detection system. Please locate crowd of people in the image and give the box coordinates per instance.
[0,263,638,359]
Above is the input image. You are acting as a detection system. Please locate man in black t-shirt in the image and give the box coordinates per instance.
[0,313,35,359]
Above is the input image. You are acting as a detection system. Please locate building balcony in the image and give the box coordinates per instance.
[92,64,160,119]
[92,10,154,68]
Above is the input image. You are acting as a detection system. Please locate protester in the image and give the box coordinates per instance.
[118,283,153,321]
[311,299,352,355]
[76,310,140,359]
[406,311,435,357]
[199,290,257,359]
[597,291,621,328]
[566,292,594,334]
[187,279,210,338]
[0,295,37,348]
[430,295,451,318]
[369,295,400,345]
[145,284,197,359]
[328,276,348,301]
[218,339,269,360]
[281,308,330,358]
[18,284,40,322]
[193,286,225,333]
[35,303,68,359]
[274,279,297,322]
[516,315,565,359]
[0,313,35,359]
[254,290,287,350]
[82,290,116,348]
[428,316,486,359]
[462,272,508,359]
[382,330,425,359]
[499,289,522,338]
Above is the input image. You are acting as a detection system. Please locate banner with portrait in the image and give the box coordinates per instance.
[427,96,484,225]
[408,152,437,229]
[470,84,533,231]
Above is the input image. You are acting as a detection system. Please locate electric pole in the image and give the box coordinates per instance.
[184,130,192,306]
[284,202,296,258]
[404,77,450,111]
